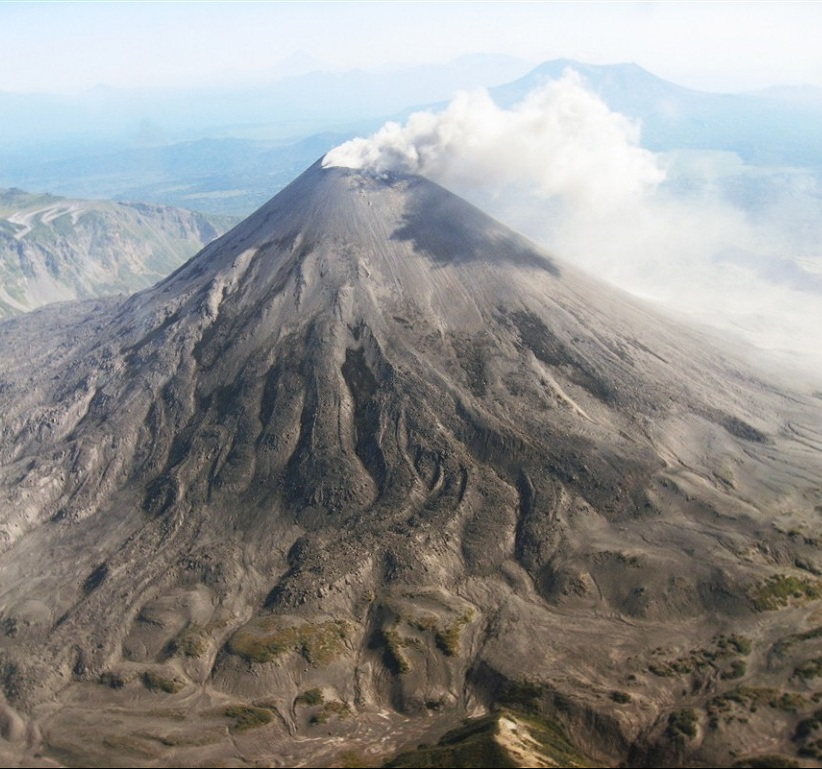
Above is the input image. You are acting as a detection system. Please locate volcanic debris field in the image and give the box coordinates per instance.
[0,162,821,767]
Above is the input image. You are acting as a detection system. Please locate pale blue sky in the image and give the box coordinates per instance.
[1,1,821,93]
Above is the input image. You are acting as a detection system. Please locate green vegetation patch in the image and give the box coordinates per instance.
[381,627,411,674]
[610,690,632,703]
[795,708,822,739]
[295,687,324,706]
[224,705,273,732]
[385,710,591,768]
[497,679,545,715]
[650,635,753,679]
[168,624,209,658]
[141,670,183,694]
[434,610,474,657]
[373,604,473,676]
[227,618,349,665]
[794,710,822,759]
[718,634,753,656]
[386,718,516,769]
[401,606,475,658]
[709,687,806,729]
[409,614,438,632]
[722,660,748,680]
[649,649,716,677]
[310,700,352,725]
[794,657,822,680]
[751,575,822,611]
[101,735,160,759]
[667,708,698,742]
[508,711,592,768]
[337,750,374,768]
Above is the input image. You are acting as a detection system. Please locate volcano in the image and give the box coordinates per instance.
[1,160,821,767]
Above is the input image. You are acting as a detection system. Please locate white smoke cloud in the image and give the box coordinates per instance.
[503,155,822,382]
[323,71,664,213]
[324,72,822,384]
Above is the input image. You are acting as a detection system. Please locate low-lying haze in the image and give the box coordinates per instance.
[2,2,821,94]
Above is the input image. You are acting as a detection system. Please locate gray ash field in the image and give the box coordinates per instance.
[1,160,821,767]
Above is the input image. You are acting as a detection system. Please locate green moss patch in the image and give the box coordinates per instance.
[610,690,632,703]
[650,635,753,679]
[709,687,806,729]
[381,627,411,674]
[385,710,590,768]
[101,735,160,759]
[795,714,822,760]
[718,634,752,655]
[310,700,352,725]
[295,687,324,706]
[497,679,544,715]
[666,708,698,742]
[168,624,209,658]
[227,618,349,665]
[224,705,273,732]
[722,660,748,680]
[141,670,183,694]
[751,575,822,611]
[434,610,474,657]
[337,750,374,768]
[794,657,822,680]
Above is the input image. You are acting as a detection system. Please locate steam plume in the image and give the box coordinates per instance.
[323,71,664,212]
[324,71,822,381]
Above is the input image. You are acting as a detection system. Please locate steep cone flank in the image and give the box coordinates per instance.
[1,161,821,767]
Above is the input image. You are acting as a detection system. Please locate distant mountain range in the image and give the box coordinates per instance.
[0,53,534,148]
[0,188,235,317]
[0,135,344,218]
[491,59,822,167]
[2,58,821,217]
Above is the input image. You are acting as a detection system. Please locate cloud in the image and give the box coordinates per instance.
[323,70,664,212]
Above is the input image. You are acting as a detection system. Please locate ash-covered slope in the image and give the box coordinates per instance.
[1,161,821,767]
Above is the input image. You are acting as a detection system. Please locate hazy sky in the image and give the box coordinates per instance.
[2,1,821,94]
